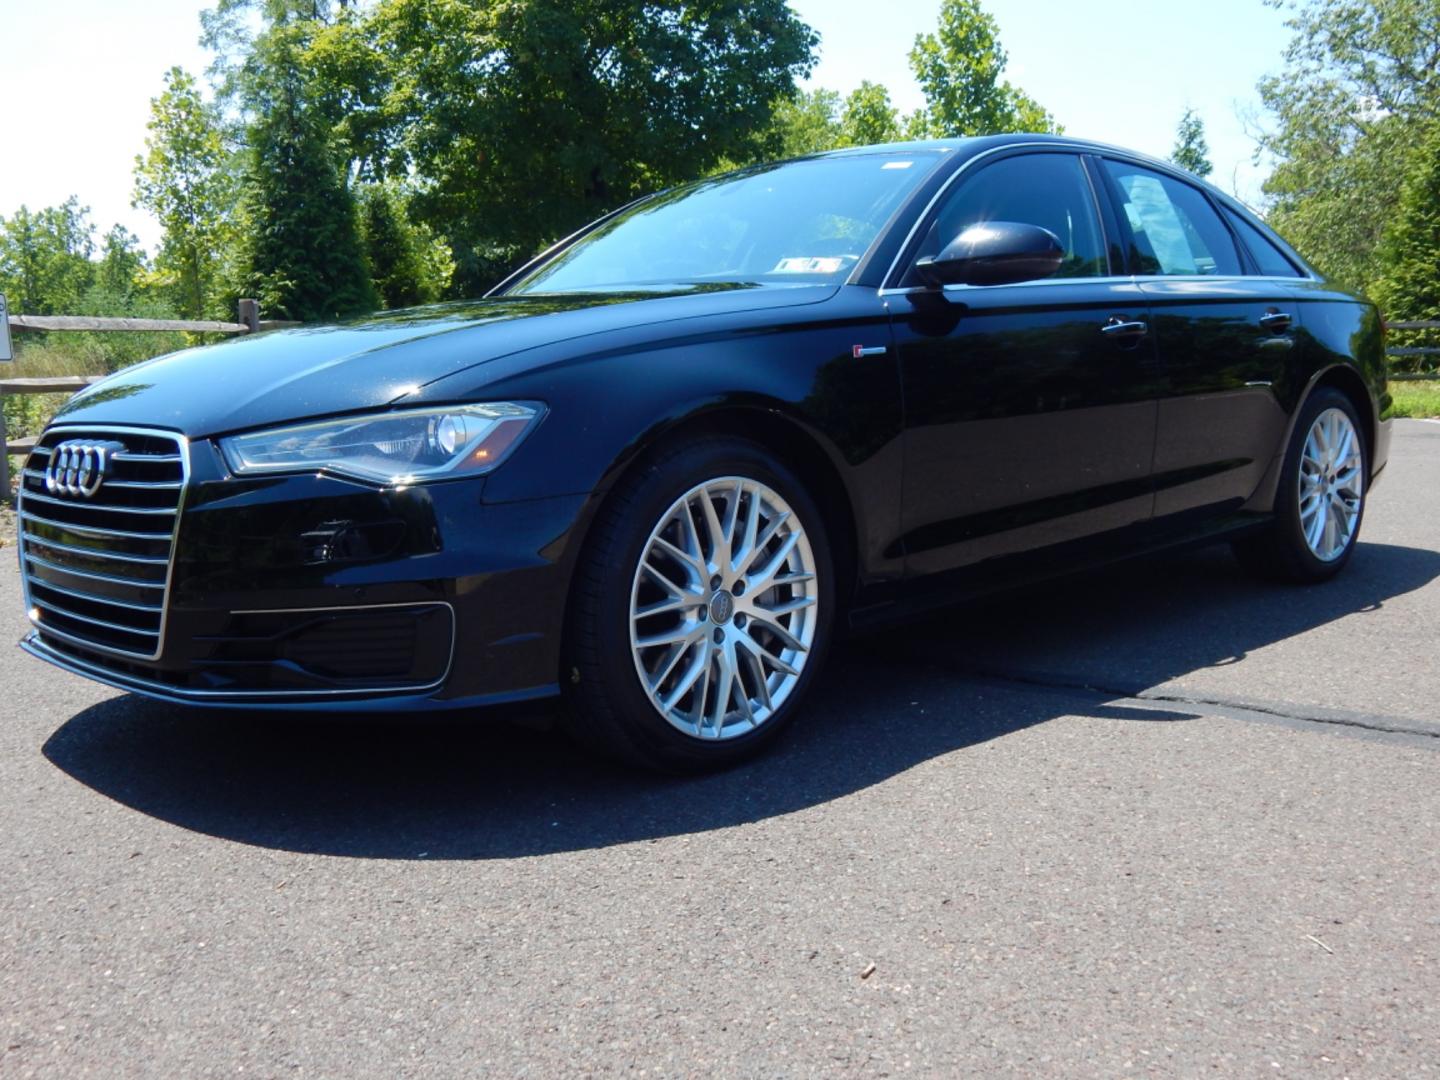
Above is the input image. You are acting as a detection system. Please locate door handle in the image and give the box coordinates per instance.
[1100,317,1148,338]
[1259,310,1292,333]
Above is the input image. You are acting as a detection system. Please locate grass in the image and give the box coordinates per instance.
[1386,378,1440,419]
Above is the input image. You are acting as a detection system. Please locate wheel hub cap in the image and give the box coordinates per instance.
[708,591,735,624]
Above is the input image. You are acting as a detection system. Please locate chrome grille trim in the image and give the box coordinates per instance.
[19,509,175,541]
[25,595,161,637]
[21,535,170,566]
[27,576,165,613]
[19,489,181,515]
[23,551,168,589]
[17,425,189,662]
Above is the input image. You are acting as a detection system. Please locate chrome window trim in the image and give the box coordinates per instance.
[879,141,1087,290]
[879,140,1321,290]
[20,600,458,700]
[877,272,1319,299]
[17,424,190,663]
[878,275,1135,297]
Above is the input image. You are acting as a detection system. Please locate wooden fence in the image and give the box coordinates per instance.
[1385,320,1440,380]
[0,300,297,491]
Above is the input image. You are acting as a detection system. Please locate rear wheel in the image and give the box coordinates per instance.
[565,438,834,771]
[1233,387,1368,583]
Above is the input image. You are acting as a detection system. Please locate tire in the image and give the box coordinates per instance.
[1232,386,1369,583]
[564,437,835,772]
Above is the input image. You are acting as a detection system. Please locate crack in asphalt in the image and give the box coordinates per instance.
[937,662,1440,744]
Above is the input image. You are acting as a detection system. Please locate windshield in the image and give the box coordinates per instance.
[511,151,944,293]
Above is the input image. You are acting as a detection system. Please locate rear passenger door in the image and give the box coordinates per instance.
[1097,158,1300,523]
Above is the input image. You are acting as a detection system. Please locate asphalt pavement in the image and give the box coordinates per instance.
[2,422,1438,1077]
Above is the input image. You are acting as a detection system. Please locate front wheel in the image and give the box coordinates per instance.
[1233,386,1369,583]
[565,438,834,771]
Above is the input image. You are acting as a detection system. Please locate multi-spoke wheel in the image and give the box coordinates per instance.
[566,439,833,770]
[629,477,819,740]
[1297,407,1364,562]
[1233,387,1369,583]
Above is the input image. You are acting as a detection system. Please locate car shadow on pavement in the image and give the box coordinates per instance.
[41,541,1440,860]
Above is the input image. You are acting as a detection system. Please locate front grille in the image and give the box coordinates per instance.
[17,427,187,661]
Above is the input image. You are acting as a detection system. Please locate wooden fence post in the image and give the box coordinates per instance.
[238,299,260,333]
[1,399,9,498]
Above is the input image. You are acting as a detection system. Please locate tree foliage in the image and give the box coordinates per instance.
[96,226,147,300]
[764,88,843,158]
[839,82,903,147]
[1170,107,1214,178]
[1373,122,1440,358]
[907,0,1058,138]
[0,199,95,315]
[234,34,377,321]
[1259,0,1440,290]
[361,0,817,292]
[132,67,236,317]
[357,183,453,309]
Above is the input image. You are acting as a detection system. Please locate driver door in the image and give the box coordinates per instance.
[889,151,1161,576]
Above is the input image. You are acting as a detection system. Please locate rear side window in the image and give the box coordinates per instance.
[906,153,1108,284]
[1102,160,1241,277]
[1223,209,1303,277]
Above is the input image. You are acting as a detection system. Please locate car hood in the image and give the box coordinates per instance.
[51,284,837,436]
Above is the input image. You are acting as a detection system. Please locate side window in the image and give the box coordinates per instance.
[1223,208,1303,277]
[906,153,1107,284]
[1102,160,1241,277]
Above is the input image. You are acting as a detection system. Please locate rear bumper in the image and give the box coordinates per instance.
[1371,415,1394,489]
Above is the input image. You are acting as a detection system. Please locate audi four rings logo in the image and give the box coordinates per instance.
[44,441,123,498]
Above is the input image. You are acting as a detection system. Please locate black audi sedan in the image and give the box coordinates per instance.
[16,135,1390,769]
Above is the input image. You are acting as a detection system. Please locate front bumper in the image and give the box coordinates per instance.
[19,434,591,709]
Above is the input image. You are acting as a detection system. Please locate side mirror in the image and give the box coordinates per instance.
[914,221,1065,288]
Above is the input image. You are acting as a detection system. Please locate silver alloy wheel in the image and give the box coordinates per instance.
[629,476,820,740]
[1298,406,1364,562]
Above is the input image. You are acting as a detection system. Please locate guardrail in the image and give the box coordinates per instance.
[0,299,297,492]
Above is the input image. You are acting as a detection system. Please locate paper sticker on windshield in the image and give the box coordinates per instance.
[772,256,847,274]
[882,161,914,169]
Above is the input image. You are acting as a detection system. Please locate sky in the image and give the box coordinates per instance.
[0,0,1292,255]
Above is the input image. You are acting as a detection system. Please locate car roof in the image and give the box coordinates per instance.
[814,132,1173,170]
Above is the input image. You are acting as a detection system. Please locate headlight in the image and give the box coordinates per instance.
[219,403,542,485]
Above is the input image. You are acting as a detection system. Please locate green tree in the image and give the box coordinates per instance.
[766,88,843,157]
[1258,0,1440,290]
[1373,123,1440,360]
[236,50,377,321]
[839,81,902,147]
[1170,107,1214,178]
[357,183,451,308]
[0,199,95,314]
[907,0,1059,138]
[361,0,817,292]
[133,67,236,318]
[95,225,147,301]
[200,0,817,293]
